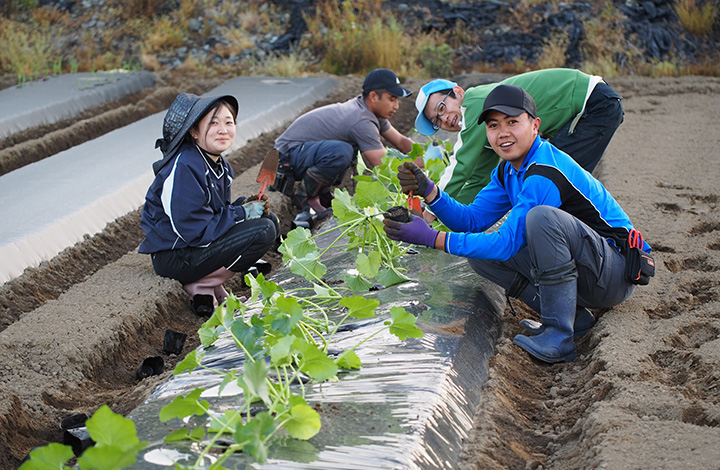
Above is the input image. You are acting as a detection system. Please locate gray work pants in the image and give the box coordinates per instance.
[468,206,635,312]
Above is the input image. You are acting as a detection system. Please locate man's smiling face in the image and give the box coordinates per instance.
[484,110,540,169]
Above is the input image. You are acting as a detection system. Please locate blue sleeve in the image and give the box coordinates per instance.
[429,169,511,234]
[441,174,562,261]
[166,158,243,246]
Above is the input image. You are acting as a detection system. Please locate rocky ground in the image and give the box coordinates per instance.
[1,71,720,470]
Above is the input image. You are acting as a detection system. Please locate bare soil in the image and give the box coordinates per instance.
[1,73,719,469]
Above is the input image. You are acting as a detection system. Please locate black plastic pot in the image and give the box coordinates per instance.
[63,426,94,457]
[60,413,88,431]
[385,205,412,223]
[136,356,165,380]
[163,329,187,355]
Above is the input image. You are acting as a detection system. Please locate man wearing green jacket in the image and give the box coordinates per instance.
[415,69,624,204]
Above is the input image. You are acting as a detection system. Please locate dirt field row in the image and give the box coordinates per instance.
[1,73,719,469]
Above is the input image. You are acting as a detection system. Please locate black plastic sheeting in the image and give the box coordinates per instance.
[126,230,505,469]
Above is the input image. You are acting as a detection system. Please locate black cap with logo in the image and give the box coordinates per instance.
[363,68,412,98]
[478,84,537,124]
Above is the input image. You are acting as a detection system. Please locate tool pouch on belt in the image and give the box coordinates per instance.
[624,248,655,285]
[269,161,295,196]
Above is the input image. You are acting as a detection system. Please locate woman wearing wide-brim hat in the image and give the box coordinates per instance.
[139,93,279,315]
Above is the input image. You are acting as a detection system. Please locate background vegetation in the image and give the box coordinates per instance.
[0,0,718,84]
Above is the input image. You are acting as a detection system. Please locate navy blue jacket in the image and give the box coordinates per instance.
[139,142,245,253]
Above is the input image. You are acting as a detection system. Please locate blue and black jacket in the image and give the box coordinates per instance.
[428,136,650,261]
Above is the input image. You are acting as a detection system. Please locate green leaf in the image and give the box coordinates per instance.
[288,252,327,282]
[198,324,221,348]
[387,306,423,341]
[354,180,390,208]
[18,443,74,470]
[355,151,370,174]
[331,189,363,224]
[279,227,318,265]
[345,272,373,292]
[283,404,321,440]
[159,388,209,422]
[288,394,308,408]
[246,273,283,304]
[376,266,410,287]
[270,334,295,366]
[386,147,409,160]
[234,412,276,463]
[208,409,242,434]
[293,338,338,382]
[230,316,264,352]
[173,350,204,375]
[85,405,141,448]
[77,406,147,470]
[77,444,145,470]
[164,428,191,442]
[407,142,425,160]
[336,349,362,370]
[313,284,333,298]
[218,369,238,396]
[353,174,375,182]
[269,296,304,335]
[340,296,379,319]
[356,250,381,278]
[237,360,270,405]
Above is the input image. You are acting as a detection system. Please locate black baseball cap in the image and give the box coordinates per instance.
[478,84,537,124]
[363,68,412,98]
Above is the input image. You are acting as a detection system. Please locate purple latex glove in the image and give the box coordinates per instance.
[397,162,435,198]
[383,214,439,248]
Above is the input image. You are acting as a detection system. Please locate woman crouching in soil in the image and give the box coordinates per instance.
[138,93,279,315]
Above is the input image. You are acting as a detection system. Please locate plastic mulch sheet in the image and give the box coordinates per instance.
[127,232,505,469]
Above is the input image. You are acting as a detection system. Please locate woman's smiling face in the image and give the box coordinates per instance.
[190,104,236,156]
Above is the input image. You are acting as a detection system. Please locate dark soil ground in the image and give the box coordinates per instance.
[1,72,720,469]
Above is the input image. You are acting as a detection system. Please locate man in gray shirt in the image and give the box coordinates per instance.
[274,69,415,220]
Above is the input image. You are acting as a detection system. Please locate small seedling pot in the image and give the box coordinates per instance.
[136,356,165,380]
[163,329,187,355]
[63,426,94,457]
[60,413,88,431]
[254,259,272,276]
[385,205,412,223]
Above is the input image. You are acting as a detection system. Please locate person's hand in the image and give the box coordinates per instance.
[383,214,439,248]
[242,201,265,219]
[244,194,270,218]
[397,162,435,198]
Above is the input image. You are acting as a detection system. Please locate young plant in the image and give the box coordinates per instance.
[20,145,448,468]
[19,406,147,470]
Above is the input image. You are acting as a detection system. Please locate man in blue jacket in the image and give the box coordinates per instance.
[384,84,651,363]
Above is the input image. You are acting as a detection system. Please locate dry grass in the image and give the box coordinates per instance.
[675,0,718,36]
[0,16,62,78]
[140,16,185,54]
[1,0,719,81]
[537,30,570,69]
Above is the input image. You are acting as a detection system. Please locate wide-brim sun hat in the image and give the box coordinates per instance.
[414,79,457,136]
[152,93,239,174]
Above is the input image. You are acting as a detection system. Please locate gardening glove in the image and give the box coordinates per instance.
[244,194,271,217]
[242,201,266,220]
[383,214,439,249]
[397,162,435,198]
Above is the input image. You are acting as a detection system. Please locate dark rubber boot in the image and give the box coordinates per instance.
[514,261,579,363]
[519,307,595,338]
